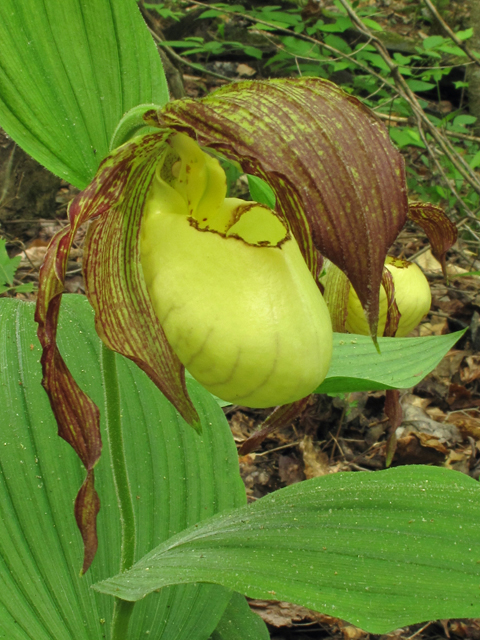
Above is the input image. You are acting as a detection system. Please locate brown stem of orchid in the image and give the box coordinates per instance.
[100,343,136,638]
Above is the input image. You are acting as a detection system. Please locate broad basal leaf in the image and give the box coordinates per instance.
[1,295,245,640]
[210,592,270,640]
[316,329,463,394]
[95,466,480,634]
[0,0,168,187]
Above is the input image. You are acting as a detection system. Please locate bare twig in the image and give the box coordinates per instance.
[415,121,479,221]
[148,27,233,82]
[377,112,480,142]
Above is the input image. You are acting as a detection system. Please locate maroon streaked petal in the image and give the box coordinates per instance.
[322,261,350,333]
[82,133,199,430]
[381,267,401,338]
[153,78,408,336]
[408,202,457,276]
[75,471,101,576]
[35,132,199,572]
[35,173,112,572]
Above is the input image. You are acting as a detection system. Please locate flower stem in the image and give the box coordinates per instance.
[101,342,136,640]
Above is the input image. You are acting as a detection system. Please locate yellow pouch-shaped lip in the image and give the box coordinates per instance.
[346,256,432,337]
[140,134,332,407]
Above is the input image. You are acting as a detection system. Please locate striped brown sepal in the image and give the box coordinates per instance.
[381,267,401,338]
[154,78,409,338]
[408,202,457,277]
[35,169,114,572]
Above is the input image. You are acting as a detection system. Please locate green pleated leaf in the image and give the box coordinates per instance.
[0,295,245,640]
[95,466,480,634]
[0,0,168,188]
[210,593,270,640]
[316,330,464,394]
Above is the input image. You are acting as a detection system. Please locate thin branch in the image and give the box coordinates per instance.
[376,112,480,142]
[148,27,233,82]
[185,0,400,92]
[415,120,479,222]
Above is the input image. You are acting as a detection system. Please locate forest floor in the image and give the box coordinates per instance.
[2,1,480,639]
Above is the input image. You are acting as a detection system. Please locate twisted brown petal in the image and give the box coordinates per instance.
[408,202,457,276]
[35,132,199,572]
[381,267,401,338]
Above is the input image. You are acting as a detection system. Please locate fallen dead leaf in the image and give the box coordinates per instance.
[432,350,468,384]
[445,446,471,474]
[18,245,47,269]
[400,396,462,444]
[341,625,368,640]
[248,599,343,629]
[230,411,256,443]
[237,63,256,76]
[415,249,467,275]
[446,411,480,441]
[394,433,447,464]
[299,435,330,478]
[278,454,304,485]
[460,355,480,384]
[418,319,449,336]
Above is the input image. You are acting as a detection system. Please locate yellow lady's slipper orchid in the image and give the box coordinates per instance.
[345,256,431,337]
[36,77,456,571]
[140,134,333,407]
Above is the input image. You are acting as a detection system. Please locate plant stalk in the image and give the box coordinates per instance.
[101,342,136,640]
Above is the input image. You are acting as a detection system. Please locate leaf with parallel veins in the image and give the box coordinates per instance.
[153,77,409,337]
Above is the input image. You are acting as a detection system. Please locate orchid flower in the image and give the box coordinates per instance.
[345,256,431,337]
[34,77,455,572]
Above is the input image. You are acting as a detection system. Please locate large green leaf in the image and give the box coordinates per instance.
[316,330,463,394]
[95,465,480,634]
[210,592,270,640]
[0,295,245,639]
[0,0,168,188]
